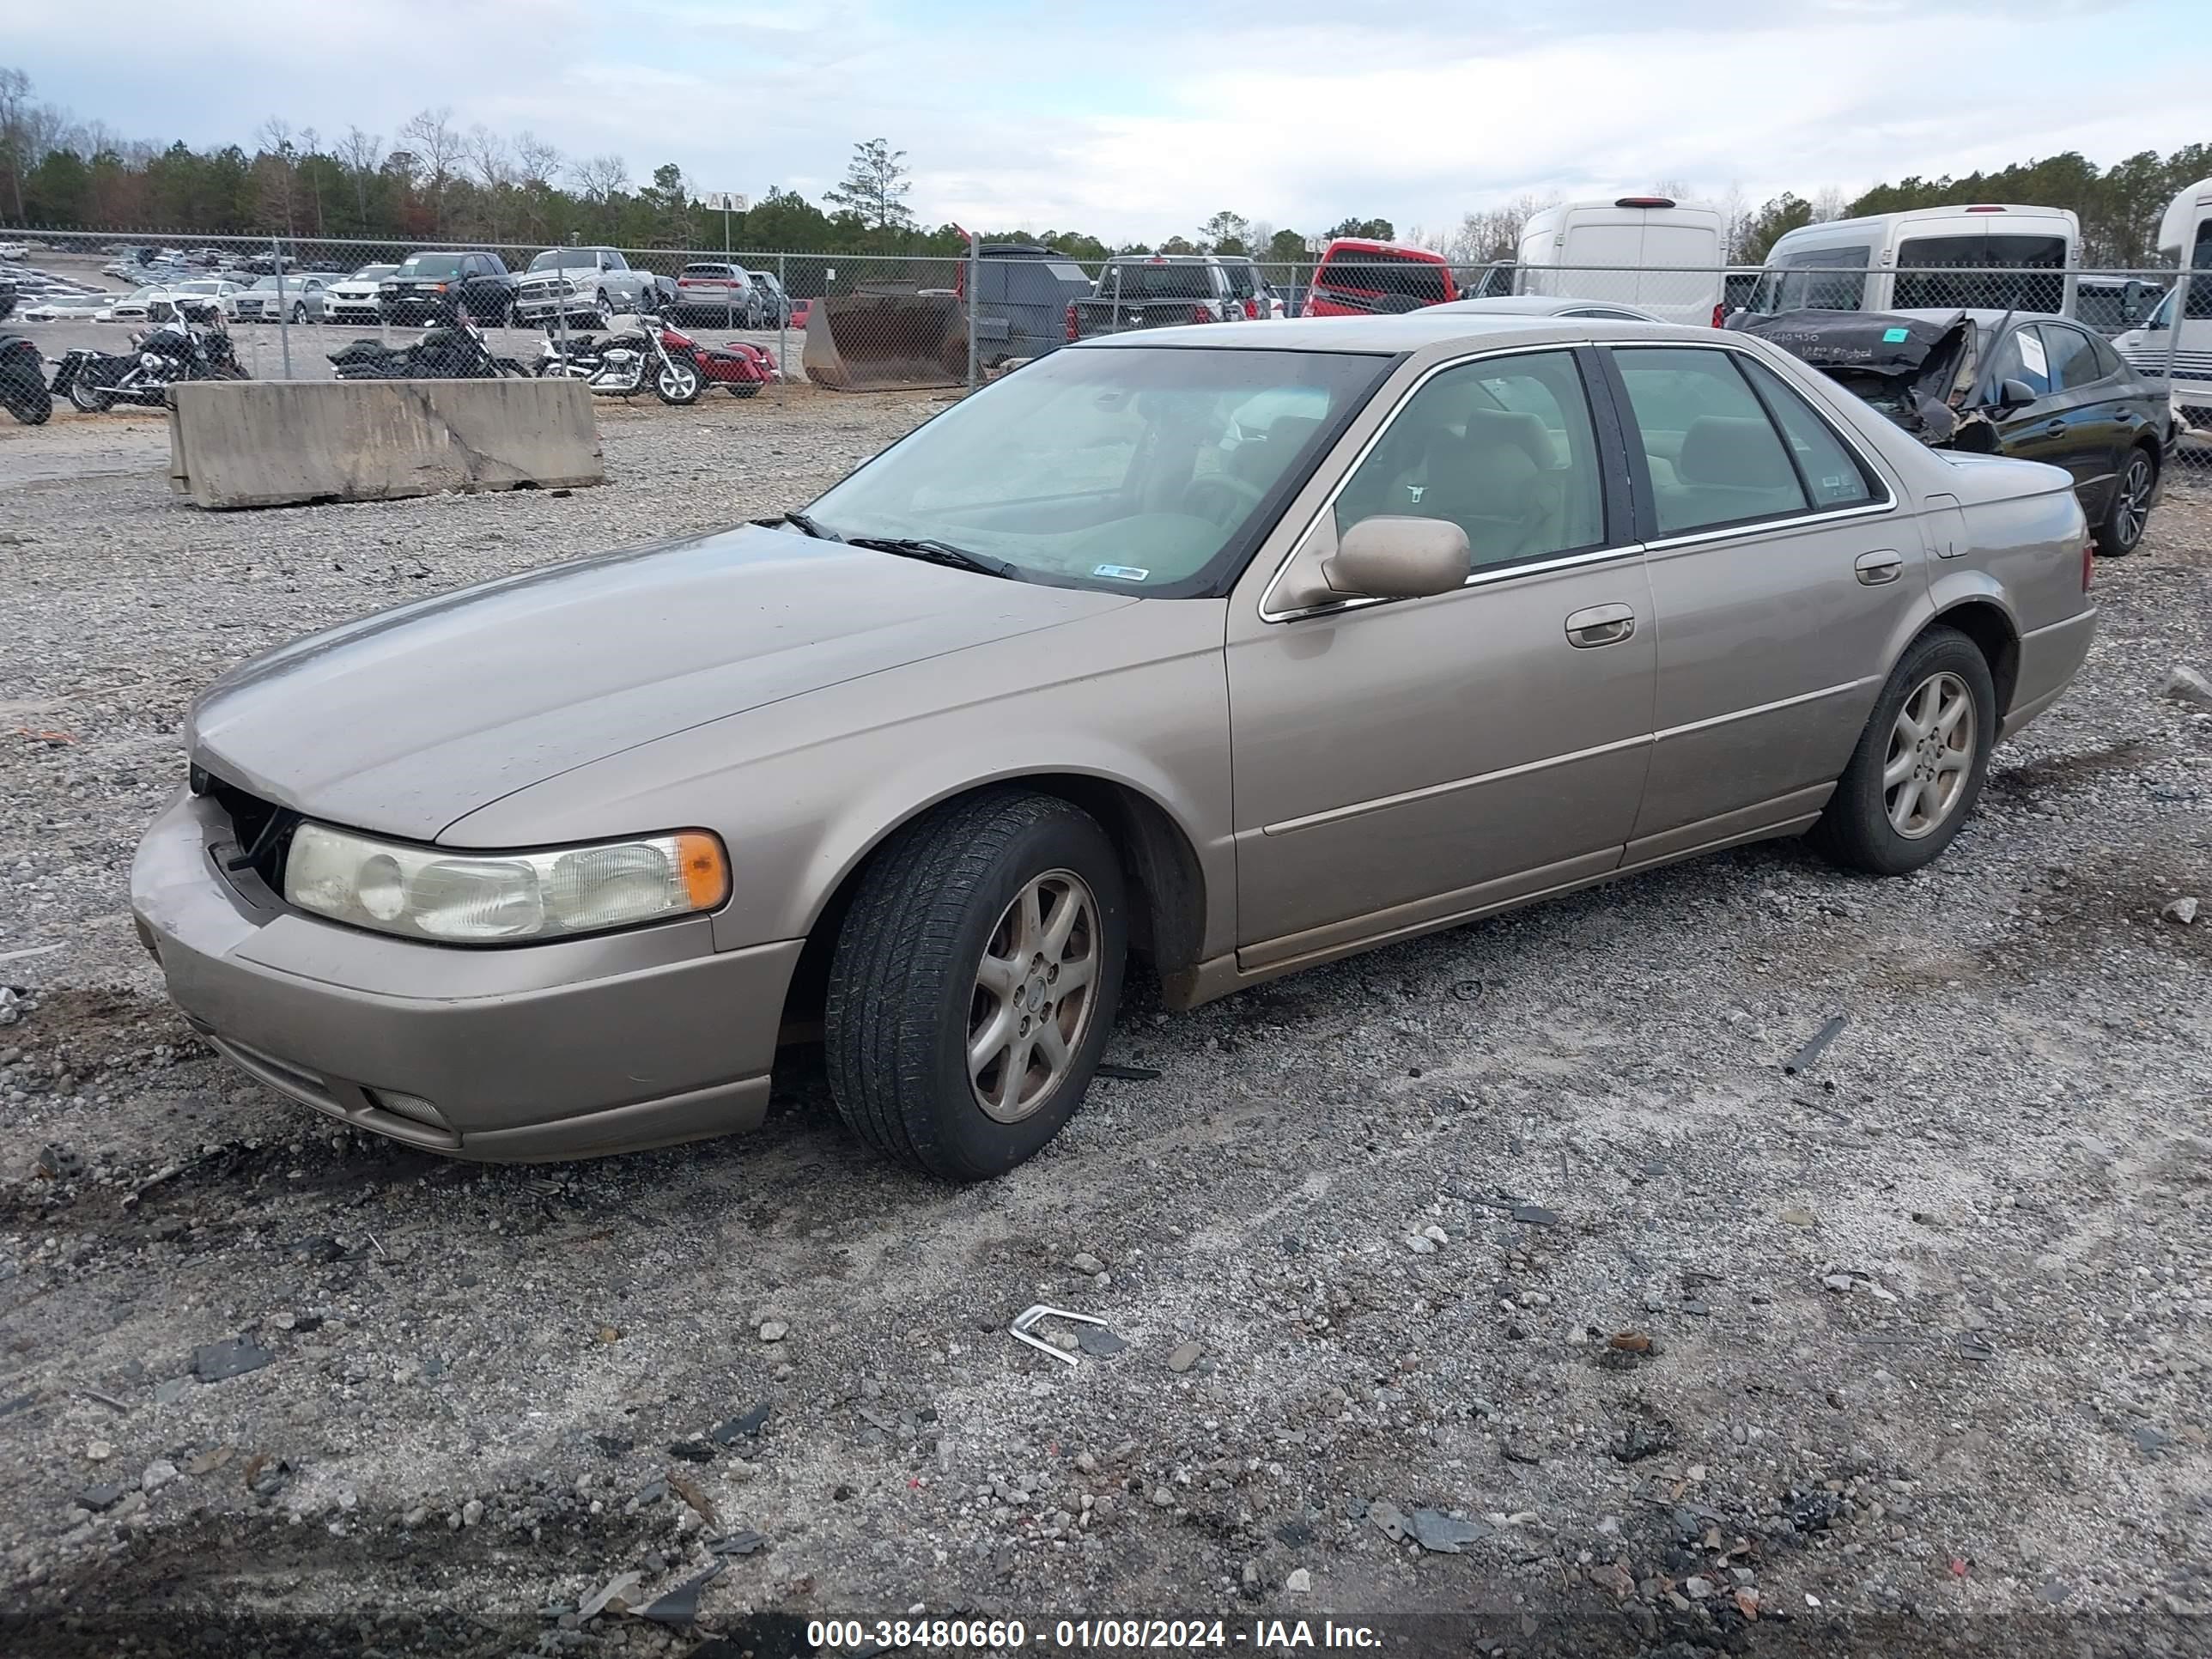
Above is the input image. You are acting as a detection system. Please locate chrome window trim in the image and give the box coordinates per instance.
[1260,336,1904,621]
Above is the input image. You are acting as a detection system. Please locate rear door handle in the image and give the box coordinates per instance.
[1855,550,1905,586]
[1565,603,1636,647]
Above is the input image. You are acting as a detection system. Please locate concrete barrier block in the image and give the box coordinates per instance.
[167,379,605,509]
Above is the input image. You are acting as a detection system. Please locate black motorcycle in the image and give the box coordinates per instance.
[1,335,50,423]
[329,319,529,381]
[51,302,246,413]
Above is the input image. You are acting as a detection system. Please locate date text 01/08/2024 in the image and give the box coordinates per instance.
[805,1618,1387,1650]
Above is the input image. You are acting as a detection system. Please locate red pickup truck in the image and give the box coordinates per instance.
[1303,238,1464,317]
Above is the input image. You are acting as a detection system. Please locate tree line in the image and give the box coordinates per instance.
[0,70,2202,271]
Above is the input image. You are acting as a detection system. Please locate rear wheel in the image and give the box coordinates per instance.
[2094,445,2156,556]
[5,379,51,424]
[825,790,1127,1182]
[1808,626,1995,876]
[68,378,113,414]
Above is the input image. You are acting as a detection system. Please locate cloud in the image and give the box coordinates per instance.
[8,0,2203,239]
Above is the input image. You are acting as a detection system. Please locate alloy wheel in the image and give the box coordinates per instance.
[2116,453,2153,547]
[1882,671,1976,839]
[967,869,1101,1123]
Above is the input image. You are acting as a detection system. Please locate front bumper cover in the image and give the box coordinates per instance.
[129,788,799,1162]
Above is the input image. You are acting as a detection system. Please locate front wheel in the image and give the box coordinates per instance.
[1808,626,1996,877]
[291,301,308,324]
[653,356,702,404]
[2094,446,2156,556]
[825,790,1127,1182]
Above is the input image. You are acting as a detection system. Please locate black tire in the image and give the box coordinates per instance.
[1808,626,1996,877]
[2094,444,2156,556]
[653,356,702,405]
[6,380,51,424]
[824,790,1127,1182]
[68,379,113,414]
[290,301,307,324]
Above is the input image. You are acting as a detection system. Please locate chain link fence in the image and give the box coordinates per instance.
[3,228,2204,487]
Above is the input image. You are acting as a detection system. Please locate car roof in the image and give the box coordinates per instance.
[1429,295,1662,319]
[1077,313,1705,353]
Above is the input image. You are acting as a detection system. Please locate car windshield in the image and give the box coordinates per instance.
[798,346,1390,597]
[530,250,599,270]
[349,265,395,282]
[398,255,465,278]
[682,264,735,277]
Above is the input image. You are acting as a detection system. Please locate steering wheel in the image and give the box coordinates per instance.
[1182,472,1267,529]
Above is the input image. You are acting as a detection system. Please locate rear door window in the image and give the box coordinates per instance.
[1737,358,1878,508]
[2039,324,2106,391]
[1611,347,1809,534]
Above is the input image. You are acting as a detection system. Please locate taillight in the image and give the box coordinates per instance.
[1243,298,1259,320]
[1191,304,1214,324]
[2082,534,2094,592]
[1711,302,1726,327]
[1065,302,1079,343]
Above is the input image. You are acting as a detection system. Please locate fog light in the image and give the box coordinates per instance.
[368,1088,450,1129]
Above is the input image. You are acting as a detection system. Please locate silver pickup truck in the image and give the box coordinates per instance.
[513,247,658,329]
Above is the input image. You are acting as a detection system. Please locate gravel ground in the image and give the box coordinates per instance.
[1,397,2209,1659]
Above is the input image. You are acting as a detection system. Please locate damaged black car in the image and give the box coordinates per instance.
[1733,307,2177,555]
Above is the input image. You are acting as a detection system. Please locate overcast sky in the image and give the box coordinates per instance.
[9,0,2209,238]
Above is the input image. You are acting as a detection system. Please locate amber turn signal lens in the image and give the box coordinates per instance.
[675,831,731,910]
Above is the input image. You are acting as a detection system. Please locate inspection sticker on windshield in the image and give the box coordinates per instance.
[1092,563,1150,581]
[1881,326,1911,343]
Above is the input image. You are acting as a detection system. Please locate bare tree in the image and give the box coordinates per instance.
[0,66,33,220]
[1810,185,1848,223]
[398,106,464,231]
[514,131,563,191]
[300,125,324,232]
[335,125,382,228]
[513,131,564,238]
[466,123,514,240]
[571,152,629,233]
[255,116,300,235]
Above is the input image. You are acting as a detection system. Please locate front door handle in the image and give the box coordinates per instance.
[2041,418,2066,434]
[1855,550,1905,586]
[1565,603,1636,647]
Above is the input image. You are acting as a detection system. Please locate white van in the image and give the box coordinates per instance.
[1747,204,2079,318]
[1513,197,1726,326]
[2112,178,2212,427]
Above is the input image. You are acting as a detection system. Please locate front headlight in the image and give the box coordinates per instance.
[283,823,729,944]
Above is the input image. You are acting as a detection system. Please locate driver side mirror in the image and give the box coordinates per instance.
[1321,516,1471,600]
[1996,378,2040,409]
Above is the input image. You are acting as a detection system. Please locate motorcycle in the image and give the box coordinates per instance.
[656,319,777,399]
[50,300,246,413]
[328,318,530,381]
[0,333,51,424]
[533,310,702,404]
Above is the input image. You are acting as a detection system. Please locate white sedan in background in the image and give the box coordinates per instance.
[18,292,122,322]
[322,264,396,326]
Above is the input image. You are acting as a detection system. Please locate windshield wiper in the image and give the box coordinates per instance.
[763,510,841,540]
[846,536,1022,580]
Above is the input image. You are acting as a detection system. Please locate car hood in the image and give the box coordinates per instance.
[190,525,1136,842]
